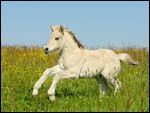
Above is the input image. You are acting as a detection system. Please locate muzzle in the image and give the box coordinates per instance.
[44,47,49,54]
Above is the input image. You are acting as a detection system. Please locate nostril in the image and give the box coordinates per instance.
[45,47,48,51]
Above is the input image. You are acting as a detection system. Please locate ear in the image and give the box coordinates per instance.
[50,25,54,32]
[59,25,64,34]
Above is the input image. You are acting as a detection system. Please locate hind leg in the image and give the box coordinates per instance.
[102,71,121,95]
[95,75,109,98]
[109,78,121,95]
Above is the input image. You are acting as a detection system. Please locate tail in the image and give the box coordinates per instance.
[117,53,140,66]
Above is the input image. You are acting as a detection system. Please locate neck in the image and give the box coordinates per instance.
[59,32,80,57]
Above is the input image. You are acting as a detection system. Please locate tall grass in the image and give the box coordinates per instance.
[1,45,149,112]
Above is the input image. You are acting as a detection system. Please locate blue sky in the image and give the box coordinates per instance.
[1,1,149,48]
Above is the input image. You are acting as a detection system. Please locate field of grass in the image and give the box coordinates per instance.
[1,45,149,112]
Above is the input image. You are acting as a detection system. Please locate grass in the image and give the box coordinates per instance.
[1,45,149,112]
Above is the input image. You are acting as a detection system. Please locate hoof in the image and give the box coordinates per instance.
[32,89,38,96]
[49,95,55,101]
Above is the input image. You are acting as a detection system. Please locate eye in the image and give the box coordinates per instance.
[55,37,59,40]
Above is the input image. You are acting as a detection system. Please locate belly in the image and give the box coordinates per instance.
[79,60,104,78]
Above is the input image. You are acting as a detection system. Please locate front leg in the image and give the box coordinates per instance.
[47,69,78,101]
[32,65,62,96]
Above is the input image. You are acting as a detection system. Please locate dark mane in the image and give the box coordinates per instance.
[65,28,84,49]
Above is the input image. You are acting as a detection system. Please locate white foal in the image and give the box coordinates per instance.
[32,25,139,101]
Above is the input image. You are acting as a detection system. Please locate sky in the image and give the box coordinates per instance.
[1,1,149,48]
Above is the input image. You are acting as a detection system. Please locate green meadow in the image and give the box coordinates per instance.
[1,45,149,112]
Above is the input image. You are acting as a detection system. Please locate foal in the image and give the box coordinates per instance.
[32,25,139,101]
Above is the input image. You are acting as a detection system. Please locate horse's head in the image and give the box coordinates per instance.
[44,25,65,54]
